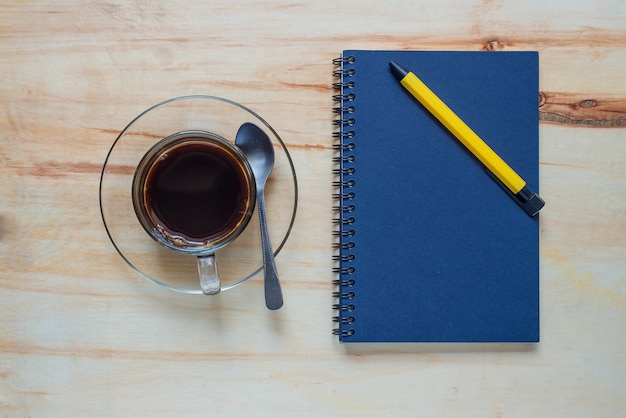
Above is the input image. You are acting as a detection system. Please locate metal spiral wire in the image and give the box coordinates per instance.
[332,55,357,338]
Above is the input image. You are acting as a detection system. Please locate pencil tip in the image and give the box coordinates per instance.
[389,61,408,81]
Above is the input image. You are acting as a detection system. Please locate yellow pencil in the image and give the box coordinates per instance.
[389,61,544,217]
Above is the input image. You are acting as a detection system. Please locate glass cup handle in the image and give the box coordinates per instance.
[197,254,220,295]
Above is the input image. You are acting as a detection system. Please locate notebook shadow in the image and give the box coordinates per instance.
[341,342,537,355]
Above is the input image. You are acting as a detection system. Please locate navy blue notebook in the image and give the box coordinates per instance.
[332,50,540,342]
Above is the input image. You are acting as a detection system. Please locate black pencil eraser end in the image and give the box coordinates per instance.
[520,193,545,217]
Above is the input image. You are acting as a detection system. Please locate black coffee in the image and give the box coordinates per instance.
[142,138,251,245]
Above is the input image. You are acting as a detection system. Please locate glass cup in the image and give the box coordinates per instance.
[131,130,256,295]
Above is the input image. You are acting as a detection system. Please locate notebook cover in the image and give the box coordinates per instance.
[333,50,540,343]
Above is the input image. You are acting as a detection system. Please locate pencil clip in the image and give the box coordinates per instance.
[485,169,545,217]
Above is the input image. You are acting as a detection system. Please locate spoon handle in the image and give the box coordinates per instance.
[258,189,283,310]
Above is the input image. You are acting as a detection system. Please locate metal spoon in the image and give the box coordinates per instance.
[235,122,283,310]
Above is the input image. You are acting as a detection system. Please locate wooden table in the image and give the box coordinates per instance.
[1,1,625,416]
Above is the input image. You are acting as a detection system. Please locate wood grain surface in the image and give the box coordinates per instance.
[1,1,625,417]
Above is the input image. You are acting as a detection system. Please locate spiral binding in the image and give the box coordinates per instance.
[332,54,356,339]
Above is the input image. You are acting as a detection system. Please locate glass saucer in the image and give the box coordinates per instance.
[99,95,298,293]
